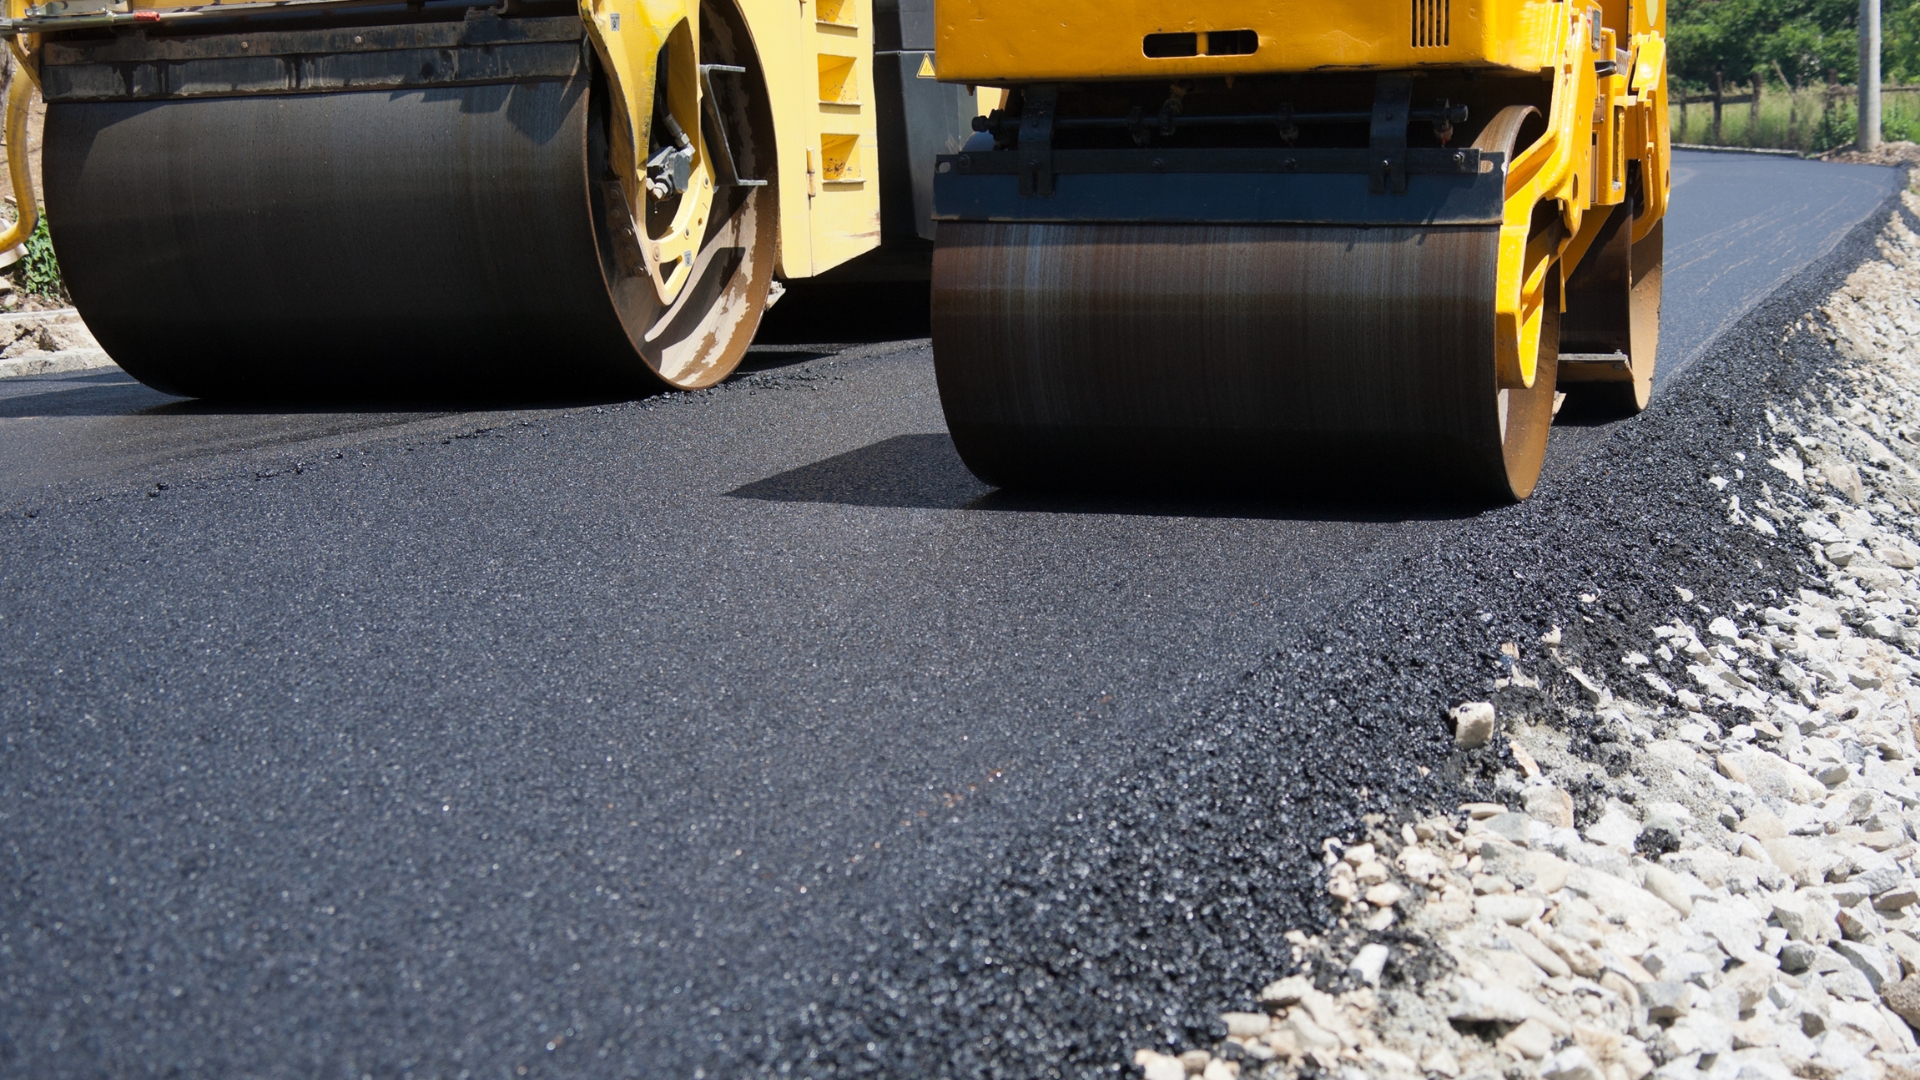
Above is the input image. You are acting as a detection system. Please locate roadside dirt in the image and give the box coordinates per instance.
[1820,140,1920,167]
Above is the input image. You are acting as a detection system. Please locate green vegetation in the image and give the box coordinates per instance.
[1667,84,1920,152]
[17,213,64,301]
[1669,1,1863,89]
[1666,0,1920,152]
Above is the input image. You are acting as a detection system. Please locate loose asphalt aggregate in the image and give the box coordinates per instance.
[0,152,1905,1078]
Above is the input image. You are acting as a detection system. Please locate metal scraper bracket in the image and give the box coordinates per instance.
[699,63,768,188]
[1016,84,1058,197]
[933,146,1503,226]
[36,11,582,102]
[1369,75,1412,195]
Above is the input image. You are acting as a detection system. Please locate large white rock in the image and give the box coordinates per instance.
[1541,1047,1605,1080]
[1774,891,1842,944]
[1450,701,1497,748]
[1475,894,1546,925]
[1348,943,1390,986]
[1586,807,1644,851]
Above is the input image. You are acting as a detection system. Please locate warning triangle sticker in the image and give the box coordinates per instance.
[915,53,936,78]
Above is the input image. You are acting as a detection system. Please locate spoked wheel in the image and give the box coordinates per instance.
[44,4,774,400]
[930,104,1561,501]
[591,0,777,390]
[1559,202,1662,415]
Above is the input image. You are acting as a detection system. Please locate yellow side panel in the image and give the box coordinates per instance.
[934,0,1564,84]
[740,0,882,279]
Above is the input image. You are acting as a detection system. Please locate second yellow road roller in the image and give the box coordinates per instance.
[929,0,1669,499]
[0,0,975,397]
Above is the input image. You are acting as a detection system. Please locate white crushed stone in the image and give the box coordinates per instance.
[0,307,114,378]
[1133,191,1920,1080]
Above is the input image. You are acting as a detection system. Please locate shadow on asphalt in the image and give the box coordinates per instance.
[729,433,1489,521]
[0,371,183,418]
[0,320,878,420]
[0,369,639,419]
[1550,393,1647,427]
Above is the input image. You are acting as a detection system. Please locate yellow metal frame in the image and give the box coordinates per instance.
[0,40,37,262]
[934,0,1567,83]
[1500,2,1667,389]
[582,0,887,280]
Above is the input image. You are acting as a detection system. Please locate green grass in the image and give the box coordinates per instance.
[1669,85,1920,154]
[18,213,65,302]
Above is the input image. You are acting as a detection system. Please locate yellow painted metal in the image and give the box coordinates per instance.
[574,0,885,288]
[934,0,1566,84]
[1626,31,1669,245]
[577,1,715,304]
[0,63,35,264]
[717,0,883,277]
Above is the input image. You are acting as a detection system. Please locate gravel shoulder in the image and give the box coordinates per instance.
[1128,189,1920,1080]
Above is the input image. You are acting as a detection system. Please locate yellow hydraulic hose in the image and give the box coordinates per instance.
[0,51,38,258]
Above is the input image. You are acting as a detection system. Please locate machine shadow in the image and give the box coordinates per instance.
[0,370,153,415]
[135,390,634,418]
[0,369,651,418]
[751,280,932,345]
[1549,393,1644,428]
[0,350,833,419]
[728,433,1491,522]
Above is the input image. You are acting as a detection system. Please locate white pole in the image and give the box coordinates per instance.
[1861,0,1882,152]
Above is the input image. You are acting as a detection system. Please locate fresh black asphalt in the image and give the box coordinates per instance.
[0,152,1904,1078]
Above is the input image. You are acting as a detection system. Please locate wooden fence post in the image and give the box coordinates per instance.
[1712,69,1725,143]
[1750,73,1763,144]
[1776,62,1799,151]
[1825,69,1838,139]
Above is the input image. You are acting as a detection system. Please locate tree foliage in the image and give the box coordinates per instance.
[1666,0,1901,88]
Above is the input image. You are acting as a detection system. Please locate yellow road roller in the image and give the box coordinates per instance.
[929,1,1669,499]
[0,0,975,397]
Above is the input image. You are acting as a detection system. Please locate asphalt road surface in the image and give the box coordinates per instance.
[0,151,1904,1078]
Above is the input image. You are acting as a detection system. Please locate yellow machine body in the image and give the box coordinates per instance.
[935,0,1568,82]
[925,0,1671,499]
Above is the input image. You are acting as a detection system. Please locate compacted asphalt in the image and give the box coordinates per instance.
[0,151,1904,1077]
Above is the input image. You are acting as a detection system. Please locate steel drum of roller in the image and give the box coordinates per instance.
[930,99,1563,502]
[41,15,774,400]
[932,221,1559,500]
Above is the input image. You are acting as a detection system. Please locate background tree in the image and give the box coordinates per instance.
[1668,0,1861,90]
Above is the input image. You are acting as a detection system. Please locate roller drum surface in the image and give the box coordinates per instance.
[932,222,1552,499]
[44,74,646,398]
